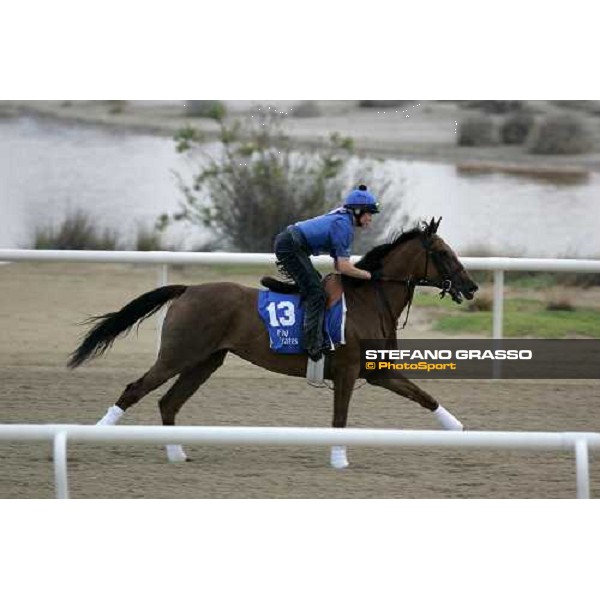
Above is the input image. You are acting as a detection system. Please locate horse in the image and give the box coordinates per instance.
[68,217,478,469]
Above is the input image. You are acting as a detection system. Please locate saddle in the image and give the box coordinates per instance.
[260,273,344,309]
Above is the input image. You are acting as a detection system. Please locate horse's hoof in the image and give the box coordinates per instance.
[166,445,188,463]
[331,460,349,470]
[330,446,349,469]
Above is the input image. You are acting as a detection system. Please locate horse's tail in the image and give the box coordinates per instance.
[67,285,188,369]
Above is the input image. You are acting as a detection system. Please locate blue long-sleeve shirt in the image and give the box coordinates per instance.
[293,208,354,259]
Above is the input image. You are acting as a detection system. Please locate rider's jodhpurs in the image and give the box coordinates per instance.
[273,227,328,358]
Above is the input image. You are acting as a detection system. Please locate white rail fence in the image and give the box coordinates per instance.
[0,424,597,499]
[1,250,599,499]
[2,249,600,342]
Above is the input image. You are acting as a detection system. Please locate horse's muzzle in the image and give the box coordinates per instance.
[449,279,478,304]
[462,281,478,301]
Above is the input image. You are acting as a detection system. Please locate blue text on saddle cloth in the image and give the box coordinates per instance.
[258,291,346,354]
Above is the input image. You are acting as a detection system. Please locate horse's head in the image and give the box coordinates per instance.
[359,218,478,304]
[415,218,478,303]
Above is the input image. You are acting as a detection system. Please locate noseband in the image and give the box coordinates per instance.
[415,236,461,298]
[373,235,463,335]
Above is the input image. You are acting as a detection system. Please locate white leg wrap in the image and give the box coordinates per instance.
[166,444,188,463]
[96,405,124,426]
[433,405,463,431]
[330,445,349,469]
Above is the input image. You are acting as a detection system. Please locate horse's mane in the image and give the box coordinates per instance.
[354,224,425,272]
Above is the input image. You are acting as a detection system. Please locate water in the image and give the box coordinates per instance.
[387,161,600,258]
[0,116,201,249]
[1,115,599,257]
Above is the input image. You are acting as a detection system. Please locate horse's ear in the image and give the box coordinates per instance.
[424,217,442,236]
[425,217,436,236]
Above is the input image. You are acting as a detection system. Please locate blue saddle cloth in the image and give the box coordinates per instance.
[257,290,346,354]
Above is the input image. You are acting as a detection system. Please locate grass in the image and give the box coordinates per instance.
[135,225,164,251]
[468,271,600,289]
[432,297,600,338]
[32,211,172,251]
[34,210,119,250]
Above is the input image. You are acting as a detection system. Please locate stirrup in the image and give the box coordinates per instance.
[306,355,326,387]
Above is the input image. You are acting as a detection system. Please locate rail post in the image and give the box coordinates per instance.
[492,269,504,340]
[53,431,69,499]
[575,439,590,499]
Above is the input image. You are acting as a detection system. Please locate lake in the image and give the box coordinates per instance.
[1,115,599,258]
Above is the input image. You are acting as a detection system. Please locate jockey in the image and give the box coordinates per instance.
[273,184,380,362]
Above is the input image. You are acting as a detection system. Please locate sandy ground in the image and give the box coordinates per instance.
[4,100,600,172]
[1,262,599,498]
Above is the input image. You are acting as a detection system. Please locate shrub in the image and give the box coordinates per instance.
[549,100,598,112]
[33,210,119,250]
[467,295,493,312]
[458,115,498,146]
[185,101,226,120]
[545,298,575,312]
[507,272,600,289]
[528,113,593,154]
[359,100,412,108]
[461,101,526,114]
[500,112,535,144]
[292,101,321,118]
[160,108,394,252]
[135,224,164,251]
[552,273,600,288]
[107,100,127,114]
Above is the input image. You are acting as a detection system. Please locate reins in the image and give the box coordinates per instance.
[371,235,459,336]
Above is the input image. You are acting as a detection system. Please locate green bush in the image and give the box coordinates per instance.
[500,112,535,144]
[359,100,412,108]
[33,210,119,250]
[549,100,600,113]
[546,298,575,312]
[161,108,394,252]
[458,115,498,146]
[505,271,600,288]
[185,101,227,120]
[467,295,492,312]
[292,101,322,118]
[528,113,593,154]
[107,100,127,114]
[461,101,526,114]
[135,224,164,251]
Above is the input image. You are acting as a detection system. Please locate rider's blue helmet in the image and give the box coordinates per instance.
[343,184,380,214]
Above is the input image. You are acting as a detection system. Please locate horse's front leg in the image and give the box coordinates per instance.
[330,366,360,469]
[368,376,464,431]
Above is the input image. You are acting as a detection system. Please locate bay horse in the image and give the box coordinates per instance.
[68,218,478,468]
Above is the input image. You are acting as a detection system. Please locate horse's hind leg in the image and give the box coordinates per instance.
[159,350,227,463]
[96,361,178,426]
[368,376,463,430]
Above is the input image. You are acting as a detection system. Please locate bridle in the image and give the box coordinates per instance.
[372,234,464,336]
[408,235,459,298]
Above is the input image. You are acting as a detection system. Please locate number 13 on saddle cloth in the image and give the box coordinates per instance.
[257,276,347,355]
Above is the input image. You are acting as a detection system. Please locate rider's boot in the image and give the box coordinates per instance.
[304,291,327,361]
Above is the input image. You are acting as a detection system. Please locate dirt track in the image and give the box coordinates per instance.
[1,263,599,498]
